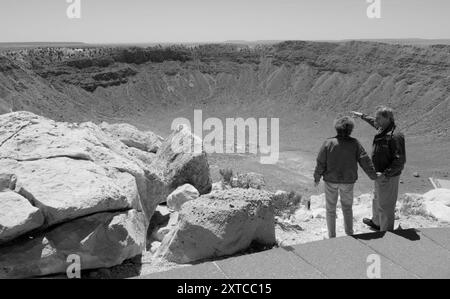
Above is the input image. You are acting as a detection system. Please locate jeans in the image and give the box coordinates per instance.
[324,181,355,238]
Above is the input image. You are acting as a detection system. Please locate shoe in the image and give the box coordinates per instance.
[363,218,380,231]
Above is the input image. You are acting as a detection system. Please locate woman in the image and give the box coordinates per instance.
[313,116,378,238]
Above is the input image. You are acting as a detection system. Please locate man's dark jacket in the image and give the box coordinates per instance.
[361,114,406,177]
[314,135,377,184]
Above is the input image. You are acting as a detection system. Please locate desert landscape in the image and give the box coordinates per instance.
[1,40,450,278]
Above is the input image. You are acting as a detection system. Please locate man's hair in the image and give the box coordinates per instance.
[334,116,354,137]
[376,106,395,122]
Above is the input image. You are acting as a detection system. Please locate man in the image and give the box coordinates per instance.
[314,116,378,238]
[351,106,406,231]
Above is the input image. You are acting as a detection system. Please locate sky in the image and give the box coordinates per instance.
[1,0,450,43]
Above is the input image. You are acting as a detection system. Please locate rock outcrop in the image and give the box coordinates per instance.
[0,158,140,227]
[0,210,146,279]
[0,111,160,220]
[155,125,212,195]
[0,111,212,278]
[156,188,276,264]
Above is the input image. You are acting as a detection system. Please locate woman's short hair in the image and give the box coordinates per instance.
[334,116,355,137]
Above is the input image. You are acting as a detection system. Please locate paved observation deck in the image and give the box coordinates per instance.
[135,228,450,279]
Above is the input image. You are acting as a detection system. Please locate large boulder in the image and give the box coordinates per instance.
[0,209,146,279]
[0,158,139,227]
[156,188,276,264]
[0,111,165,220]
[166,184,199,211]
[100,122,163,153]
[155,124,212,195]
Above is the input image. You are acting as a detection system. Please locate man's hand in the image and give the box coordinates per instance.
[314,180,320,188]
[350,111,363,118]
[376,172,385,181]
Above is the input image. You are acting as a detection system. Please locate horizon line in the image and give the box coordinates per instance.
[2,38,450,46]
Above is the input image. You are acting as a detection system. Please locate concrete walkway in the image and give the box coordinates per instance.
[135,228,450,279]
